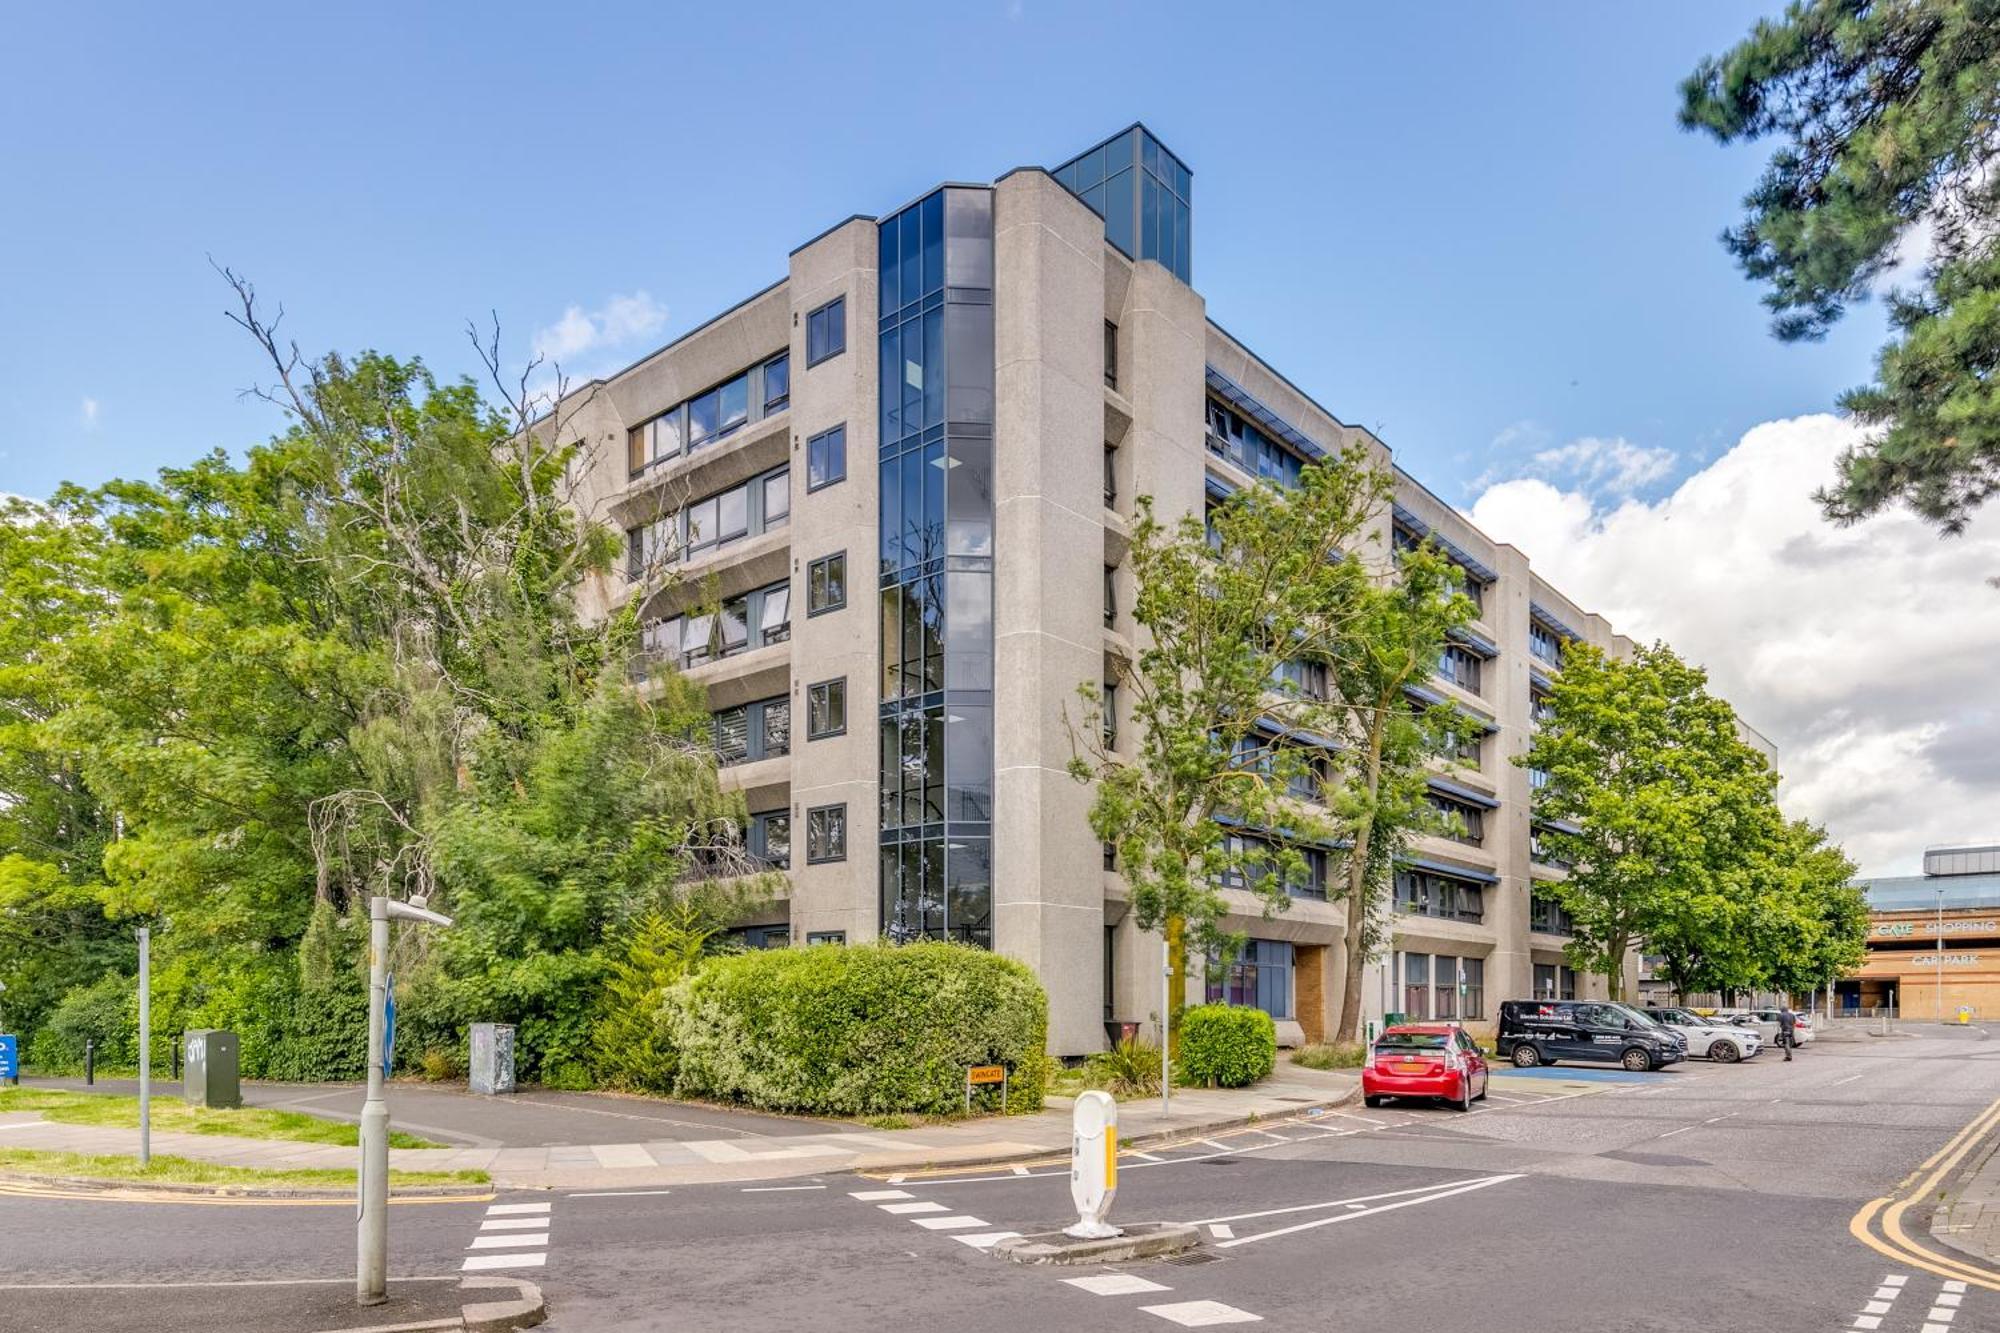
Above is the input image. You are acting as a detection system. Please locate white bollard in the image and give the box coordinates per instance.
[1065,1089,1120,1239]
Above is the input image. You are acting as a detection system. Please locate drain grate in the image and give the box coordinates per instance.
[1160,1251,1224,1267]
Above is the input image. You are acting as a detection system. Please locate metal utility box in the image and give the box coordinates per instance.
[183,1029,241,1108]
[469,1023,516,1096]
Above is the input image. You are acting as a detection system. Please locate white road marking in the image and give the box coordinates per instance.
[461,1253,547,1271]
[1127,1150,1165,1162]
[1943,1281,1967,1293]
[1873,1286,1900,1299]
[1924,1324,1953,1333]
[850,1189,912,1201]
[880,1201,949,1215]
[1139,1298,1263,1326]
[742,1184,826,1192]
[1926,1308,1955,1323]
[1831,1073,1868,1086]
[913,1216,989,1230]
[1011,1166,1030,1175]
[1064,1273,1171,1296]
[1188,1176,1514,1228]
[1853,1314,1882,1329]
[1200,1139,1236,1152]
[480,1218,550,1231]
[952,1231,1018,1249]
[0,1122,58,1133]
[1328,1110,1389,1127]
[886,1174,906,1184]
[1209,1224,1234,1239]
[467,1233,549,1249]
[568,1188,674,1198]
[1216,1175,1522,1248]
[485,1203,551,1215]
[1937,1293,1963,1307]
[1864,1300,1893,1314]
[1885,1276,1909,1287]
[1655,1126,1696,1139]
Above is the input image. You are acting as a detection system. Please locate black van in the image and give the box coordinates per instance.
[1496,1000,1686,1072]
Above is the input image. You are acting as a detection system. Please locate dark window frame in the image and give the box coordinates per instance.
[806,676,848,740]
[806,423,848,493]
[805,803,848,864]
[807,551,848,616]
[806,296,847,367]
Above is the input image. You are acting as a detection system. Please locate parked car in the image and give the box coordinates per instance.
[1719,1008,1816,1048]
[1362,1024,1490,1112]
[1497,1000,1687,1072]
[1643,1006,1761,1062]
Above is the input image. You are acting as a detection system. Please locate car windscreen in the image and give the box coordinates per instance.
[1375,1033,1450,1051]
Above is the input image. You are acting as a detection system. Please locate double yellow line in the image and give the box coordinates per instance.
[1850,1093,2000,1292]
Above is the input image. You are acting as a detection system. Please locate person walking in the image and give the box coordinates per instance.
[1777,1002,1797,1061]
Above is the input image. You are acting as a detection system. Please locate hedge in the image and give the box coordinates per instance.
[665,941,1049,1117]
[1178,1003,1276,1088]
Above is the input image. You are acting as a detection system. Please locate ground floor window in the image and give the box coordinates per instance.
[1395,951,1485,1020]
[1532,962,1579,1001]
[1205,939,1293,1020]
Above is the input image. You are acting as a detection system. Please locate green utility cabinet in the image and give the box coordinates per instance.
[183,1029,241,1108]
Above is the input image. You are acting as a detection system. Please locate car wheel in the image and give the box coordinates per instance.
[1475,1073,1489,1102]
[1711,1040,1740,1064]
[1512,1044,1542,1068]
[1363,1094,1384,1108]
[1621,1047,1654,1073]
[1454,1080,1473,1112]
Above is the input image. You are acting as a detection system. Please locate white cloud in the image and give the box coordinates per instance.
[530,291,668,365]
[1466,413,2000,878]
[1529,436,1676,496]
[81,397,99,428]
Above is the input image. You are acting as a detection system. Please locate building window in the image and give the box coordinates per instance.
[1530,622,1564,667]
[1102,680,1118,749]
[807,552,847,615]
[1103,446,1118,507]
[749,810,791,868]
[1216,829,1326,901]
[1104,565,1117,625]
[1103,321,1118,390]
[1204,397,1305,488]
[763,352,790,413]
[806,804,847,863]
[1532,962,1580,1000]
[714,696,789,766]
[1205,939,1293,1020]
[1530,891,1574,935]
[1273,658,1328,700]
[807,678,847,739]
[636,579,789,675]
[1427,793,1485,845]
[628,465,790,575]
[1395,869,1485,922]
[1398,952,1484,1021]
[807,931,846,946]
[806,296,846,365]
[1529,766,1551,791]
[1438,645,1482,695]
[807,424,847,491]
[628,351,791,477]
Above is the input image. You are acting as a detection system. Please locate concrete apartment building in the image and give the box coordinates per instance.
[560,124,1662,1056]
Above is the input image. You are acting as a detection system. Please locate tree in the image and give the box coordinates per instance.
[1068,448,1378,1051]
[1756,820,1868,1001]
[1682,1,2000,533]
[1518,643,1786,1000]
[1324,542,1476,1045]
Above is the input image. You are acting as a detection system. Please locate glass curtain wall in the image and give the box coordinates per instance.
[1051,125,1192,282]
[877,188,996,948]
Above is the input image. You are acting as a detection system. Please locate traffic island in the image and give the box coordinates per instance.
[992,1221,1201,1266]
[0,1275,543,1333]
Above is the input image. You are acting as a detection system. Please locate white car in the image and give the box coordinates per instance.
[1643,1007,1761,1062]
[1719,1008,1815,1049]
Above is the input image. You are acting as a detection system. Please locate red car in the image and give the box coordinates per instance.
[1361,1024,1489,1112]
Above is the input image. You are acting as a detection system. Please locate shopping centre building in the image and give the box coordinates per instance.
[1843,844,2000,1022]
[561,124,1747,1054]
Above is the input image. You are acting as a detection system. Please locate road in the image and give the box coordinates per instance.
[3,1028,1995,1331]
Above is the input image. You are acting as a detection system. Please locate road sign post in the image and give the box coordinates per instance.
[964,1063,1008,1116]
[1065,1090,1120,1240]
[137,926,150,1167]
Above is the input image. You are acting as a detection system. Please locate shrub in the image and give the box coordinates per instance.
[1290,1042,1366,1071]
[589,904,716,1094]
[1083,1036,1163,1095]
[667,941,1048,1117]
[1178,1004,1276,1088]
[27,972,134,1072]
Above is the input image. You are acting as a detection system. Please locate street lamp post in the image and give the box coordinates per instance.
[137,927,150,1167]
[1936,886,1945,1025]
[358,895,453,1308]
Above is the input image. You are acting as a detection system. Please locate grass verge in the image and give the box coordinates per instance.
[0,1089,441,1149]
[1290,1042,1367,1071]
[0,1147,485,1190]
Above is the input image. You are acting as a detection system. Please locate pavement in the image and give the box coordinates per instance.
[2,1067,1359,1190]
[5,1031,1998,1330]
[1933,1092,2000,1266]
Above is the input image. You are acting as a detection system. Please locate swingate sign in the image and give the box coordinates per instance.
[963,1063,1009,1114]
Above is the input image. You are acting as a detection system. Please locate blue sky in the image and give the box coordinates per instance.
[3,2,1880,504]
